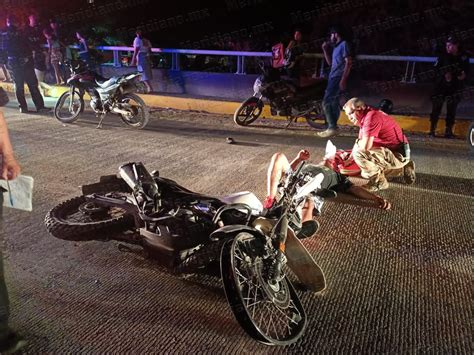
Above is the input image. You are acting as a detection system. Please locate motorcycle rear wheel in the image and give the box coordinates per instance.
[118,93,150,129]
[221,232,306,345]
[45,188,134,241]
[234,97,263,126]
[54,91,84,123]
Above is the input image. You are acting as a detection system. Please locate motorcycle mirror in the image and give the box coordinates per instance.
[293,173,324,201]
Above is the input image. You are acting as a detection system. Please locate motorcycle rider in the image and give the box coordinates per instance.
[263,149,391,238]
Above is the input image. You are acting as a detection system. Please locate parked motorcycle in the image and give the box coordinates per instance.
[45,161,327,345]
[234,64,327,129]
[54,60,150,129]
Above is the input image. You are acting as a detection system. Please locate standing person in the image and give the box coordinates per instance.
[4,15,47,113]
[25,14,49,96]
[429,36,470,138]
[0,87,26,353]
[43,29,63,85]
[131,30,153,93]
[75,31,90,67]
[0,57,11,82]
[342,97,416,192]
[317,26,352,138]
[284,29,305,79]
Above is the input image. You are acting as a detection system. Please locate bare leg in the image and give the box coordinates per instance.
[300,198,315,222]
[0,65,11,82]
[266,153,291,198]
[52,62,61,85]
[144,80,153,93]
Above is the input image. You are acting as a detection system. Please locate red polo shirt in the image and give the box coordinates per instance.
[358,108,406,150]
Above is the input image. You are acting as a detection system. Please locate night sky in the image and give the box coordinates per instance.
[1,0,473,54]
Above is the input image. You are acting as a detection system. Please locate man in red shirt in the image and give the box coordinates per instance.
[343,97,416,191]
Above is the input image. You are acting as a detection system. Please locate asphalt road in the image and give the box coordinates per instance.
[1,101,472,353]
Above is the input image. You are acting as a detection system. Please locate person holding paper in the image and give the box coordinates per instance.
[0,91,26,353]
[0,113,21,181]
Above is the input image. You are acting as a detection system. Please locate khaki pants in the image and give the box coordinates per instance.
[353,147,408,179]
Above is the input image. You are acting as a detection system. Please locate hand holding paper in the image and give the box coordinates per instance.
[0,175,34,212]
[1,153,21,180]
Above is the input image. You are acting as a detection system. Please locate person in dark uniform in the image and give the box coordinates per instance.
[4,15,47,113]
[25,14,49,96]
[429,36,470,138]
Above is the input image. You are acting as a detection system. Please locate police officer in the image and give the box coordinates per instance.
[4,15,47,114]
[25,14,48,94]
[429,36,470,138]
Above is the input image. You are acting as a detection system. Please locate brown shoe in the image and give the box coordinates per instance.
[363,174,389,192]
[403,161,416,184]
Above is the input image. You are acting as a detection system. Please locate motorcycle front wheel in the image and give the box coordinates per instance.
[45,185,134,241]
[118,93,150,129]
[234,97,263,126]
[305,106,326,129]
[221,232,306,345]
[54,90,84,123]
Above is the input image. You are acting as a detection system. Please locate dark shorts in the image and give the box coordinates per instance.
[137,52,153,81]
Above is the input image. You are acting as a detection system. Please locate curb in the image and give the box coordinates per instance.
[1,82,471,137]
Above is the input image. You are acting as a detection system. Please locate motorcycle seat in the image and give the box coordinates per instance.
[220,191,263,215]
[295,79,326,96]
[96,77,120,88]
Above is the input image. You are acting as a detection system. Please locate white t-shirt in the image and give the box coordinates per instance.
[133,37,151,53]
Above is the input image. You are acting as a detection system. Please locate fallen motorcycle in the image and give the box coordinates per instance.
[45,162,326,345]
[54,60,150,129]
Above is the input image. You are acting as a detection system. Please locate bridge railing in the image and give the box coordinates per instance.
[74,45,474,83]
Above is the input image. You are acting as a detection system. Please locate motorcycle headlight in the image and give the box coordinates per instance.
[253,78,263,94]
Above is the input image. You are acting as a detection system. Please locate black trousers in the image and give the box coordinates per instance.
[7,57,44,110]
[430,87,461,129]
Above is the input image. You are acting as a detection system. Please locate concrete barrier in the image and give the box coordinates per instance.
[1,75,471,137]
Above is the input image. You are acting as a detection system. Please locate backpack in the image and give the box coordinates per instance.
[271,42,285,68]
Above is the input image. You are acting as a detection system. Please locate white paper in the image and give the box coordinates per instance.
[324,140,337,160]
[0,175,34,212]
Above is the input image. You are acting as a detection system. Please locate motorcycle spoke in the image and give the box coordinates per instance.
[265,302,290,340]
[227,232,305,344]
[64,206,126,224]
[273,300,300,325]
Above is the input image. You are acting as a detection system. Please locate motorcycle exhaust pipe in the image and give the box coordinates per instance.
[112,107,132,116]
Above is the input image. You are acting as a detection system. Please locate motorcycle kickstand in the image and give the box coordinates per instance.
[96,113,106,129]
[285,117,295,129]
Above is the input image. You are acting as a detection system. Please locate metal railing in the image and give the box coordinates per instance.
[77,45,474,82]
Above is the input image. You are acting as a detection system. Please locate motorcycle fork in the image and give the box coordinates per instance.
[285,116,297,129]
[68,86,75,112]
[86,194,142,228]
[269,212,289,285]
